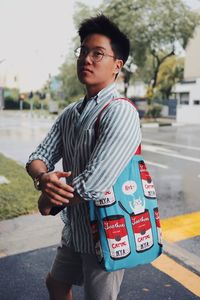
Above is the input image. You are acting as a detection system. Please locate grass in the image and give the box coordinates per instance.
[0,153,39,220]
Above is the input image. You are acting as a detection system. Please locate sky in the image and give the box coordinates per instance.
[0,0,200,92]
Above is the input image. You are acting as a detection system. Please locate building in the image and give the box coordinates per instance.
[174,9,200,124]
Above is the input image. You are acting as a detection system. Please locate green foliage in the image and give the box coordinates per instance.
[145,104,162,119]
[3,87,19,100]
[4,96,19,109]
[57,61,85,102]
[0,153,38,220]
[156,56,184,100]
[4,97,31,110]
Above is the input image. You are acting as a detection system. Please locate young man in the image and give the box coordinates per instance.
[26,14,141,300]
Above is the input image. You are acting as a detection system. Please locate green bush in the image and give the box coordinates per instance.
[4,97,19,109]
[4,96,31,110]
[145,104,162,118]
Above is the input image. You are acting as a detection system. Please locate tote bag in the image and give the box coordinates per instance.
[88,98,163,272]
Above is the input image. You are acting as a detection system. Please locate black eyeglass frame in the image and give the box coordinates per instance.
[74,46,116,62]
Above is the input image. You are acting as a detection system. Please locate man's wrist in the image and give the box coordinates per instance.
[33,172,47,191]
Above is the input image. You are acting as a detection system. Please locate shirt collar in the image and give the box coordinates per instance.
[85,82,117,105]
[96,82,116,104]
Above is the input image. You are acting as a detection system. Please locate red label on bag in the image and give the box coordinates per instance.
[131,210,153,252]
[154,208,162,246]
[103,215,130,259]
[139,161,156,198]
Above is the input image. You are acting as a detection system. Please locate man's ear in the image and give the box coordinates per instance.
[114,59,124,75]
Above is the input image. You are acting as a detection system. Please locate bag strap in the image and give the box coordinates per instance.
[94,97,141,155]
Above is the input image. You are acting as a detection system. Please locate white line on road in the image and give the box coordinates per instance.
[143,138,200,151]
[145,160,169,169]
[143,144,200,163]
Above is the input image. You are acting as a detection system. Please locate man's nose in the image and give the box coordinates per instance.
[82,51,93,63]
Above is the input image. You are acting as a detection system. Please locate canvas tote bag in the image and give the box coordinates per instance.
[88,98,163,272]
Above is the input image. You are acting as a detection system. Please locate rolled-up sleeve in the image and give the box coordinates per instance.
[26,116,63,172]
[72,100,142,201]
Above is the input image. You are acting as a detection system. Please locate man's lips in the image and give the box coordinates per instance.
[79,67,93,73]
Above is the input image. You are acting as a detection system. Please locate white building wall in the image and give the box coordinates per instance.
[175,78,200,123]
[175,9,200,124]
[184,14,200,79]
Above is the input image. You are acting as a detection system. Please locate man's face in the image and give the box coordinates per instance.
[77,34,123,92]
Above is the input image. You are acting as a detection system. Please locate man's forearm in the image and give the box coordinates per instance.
[26,159,48,179]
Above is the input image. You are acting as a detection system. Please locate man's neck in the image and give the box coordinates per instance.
[85,80,115,99]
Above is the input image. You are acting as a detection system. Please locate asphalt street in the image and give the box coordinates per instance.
[0,245,199,300]
[0,110,200,299]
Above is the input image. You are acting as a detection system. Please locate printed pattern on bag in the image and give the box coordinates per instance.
[95,187,116,207]
[103,215,131,260]
[138,160,156,198]
[130,209,154,252]
[154,207,163,246]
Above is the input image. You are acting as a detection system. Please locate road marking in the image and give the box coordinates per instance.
[198,174,200,179]
[145,160,169,169]
[143,138,200,151]
[161,211,200,243]
[152,254,200,297]
[143,144,200,163]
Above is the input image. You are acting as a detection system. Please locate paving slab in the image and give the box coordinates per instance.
[0,213,63,257]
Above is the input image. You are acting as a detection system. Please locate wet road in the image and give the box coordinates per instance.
[142,125,200,218]
[0,111,200,299]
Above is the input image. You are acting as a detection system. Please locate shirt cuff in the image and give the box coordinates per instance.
[26,154,55,173]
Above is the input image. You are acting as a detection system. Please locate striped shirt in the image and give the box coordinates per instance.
[27,83,141,253]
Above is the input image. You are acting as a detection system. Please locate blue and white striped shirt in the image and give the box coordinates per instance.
[27,83,141,253]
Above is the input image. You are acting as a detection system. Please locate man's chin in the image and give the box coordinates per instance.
[79,77,95,85]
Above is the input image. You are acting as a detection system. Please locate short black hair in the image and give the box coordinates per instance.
[78,14,130,64]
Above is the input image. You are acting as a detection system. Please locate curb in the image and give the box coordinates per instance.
[141,122,183,128]
[163,240,200,276]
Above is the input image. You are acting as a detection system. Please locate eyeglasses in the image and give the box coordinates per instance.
[74,46,116,62]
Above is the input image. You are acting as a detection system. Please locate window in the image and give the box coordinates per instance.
[180,92,189,105]
[193,100,200,105]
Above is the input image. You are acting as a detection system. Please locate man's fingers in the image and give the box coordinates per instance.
[55,181,74,192]
[45,183,74,198]
[45,188,72,204]
[55,171,72,179]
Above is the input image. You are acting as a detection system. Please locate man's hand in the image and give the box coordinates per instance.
[40,171,74,206]
[38,171,84,215]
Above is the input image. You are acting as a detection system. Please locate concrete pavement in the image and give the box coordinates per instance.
[0,213,63,257]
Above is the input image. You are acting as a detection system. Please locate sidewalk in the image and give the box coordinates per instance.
[140,117,185,128]
[0,213,63,257]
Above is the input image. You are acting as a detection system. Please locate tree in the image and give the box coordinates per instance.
[156,56,184,100]
[102,0,200,97]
